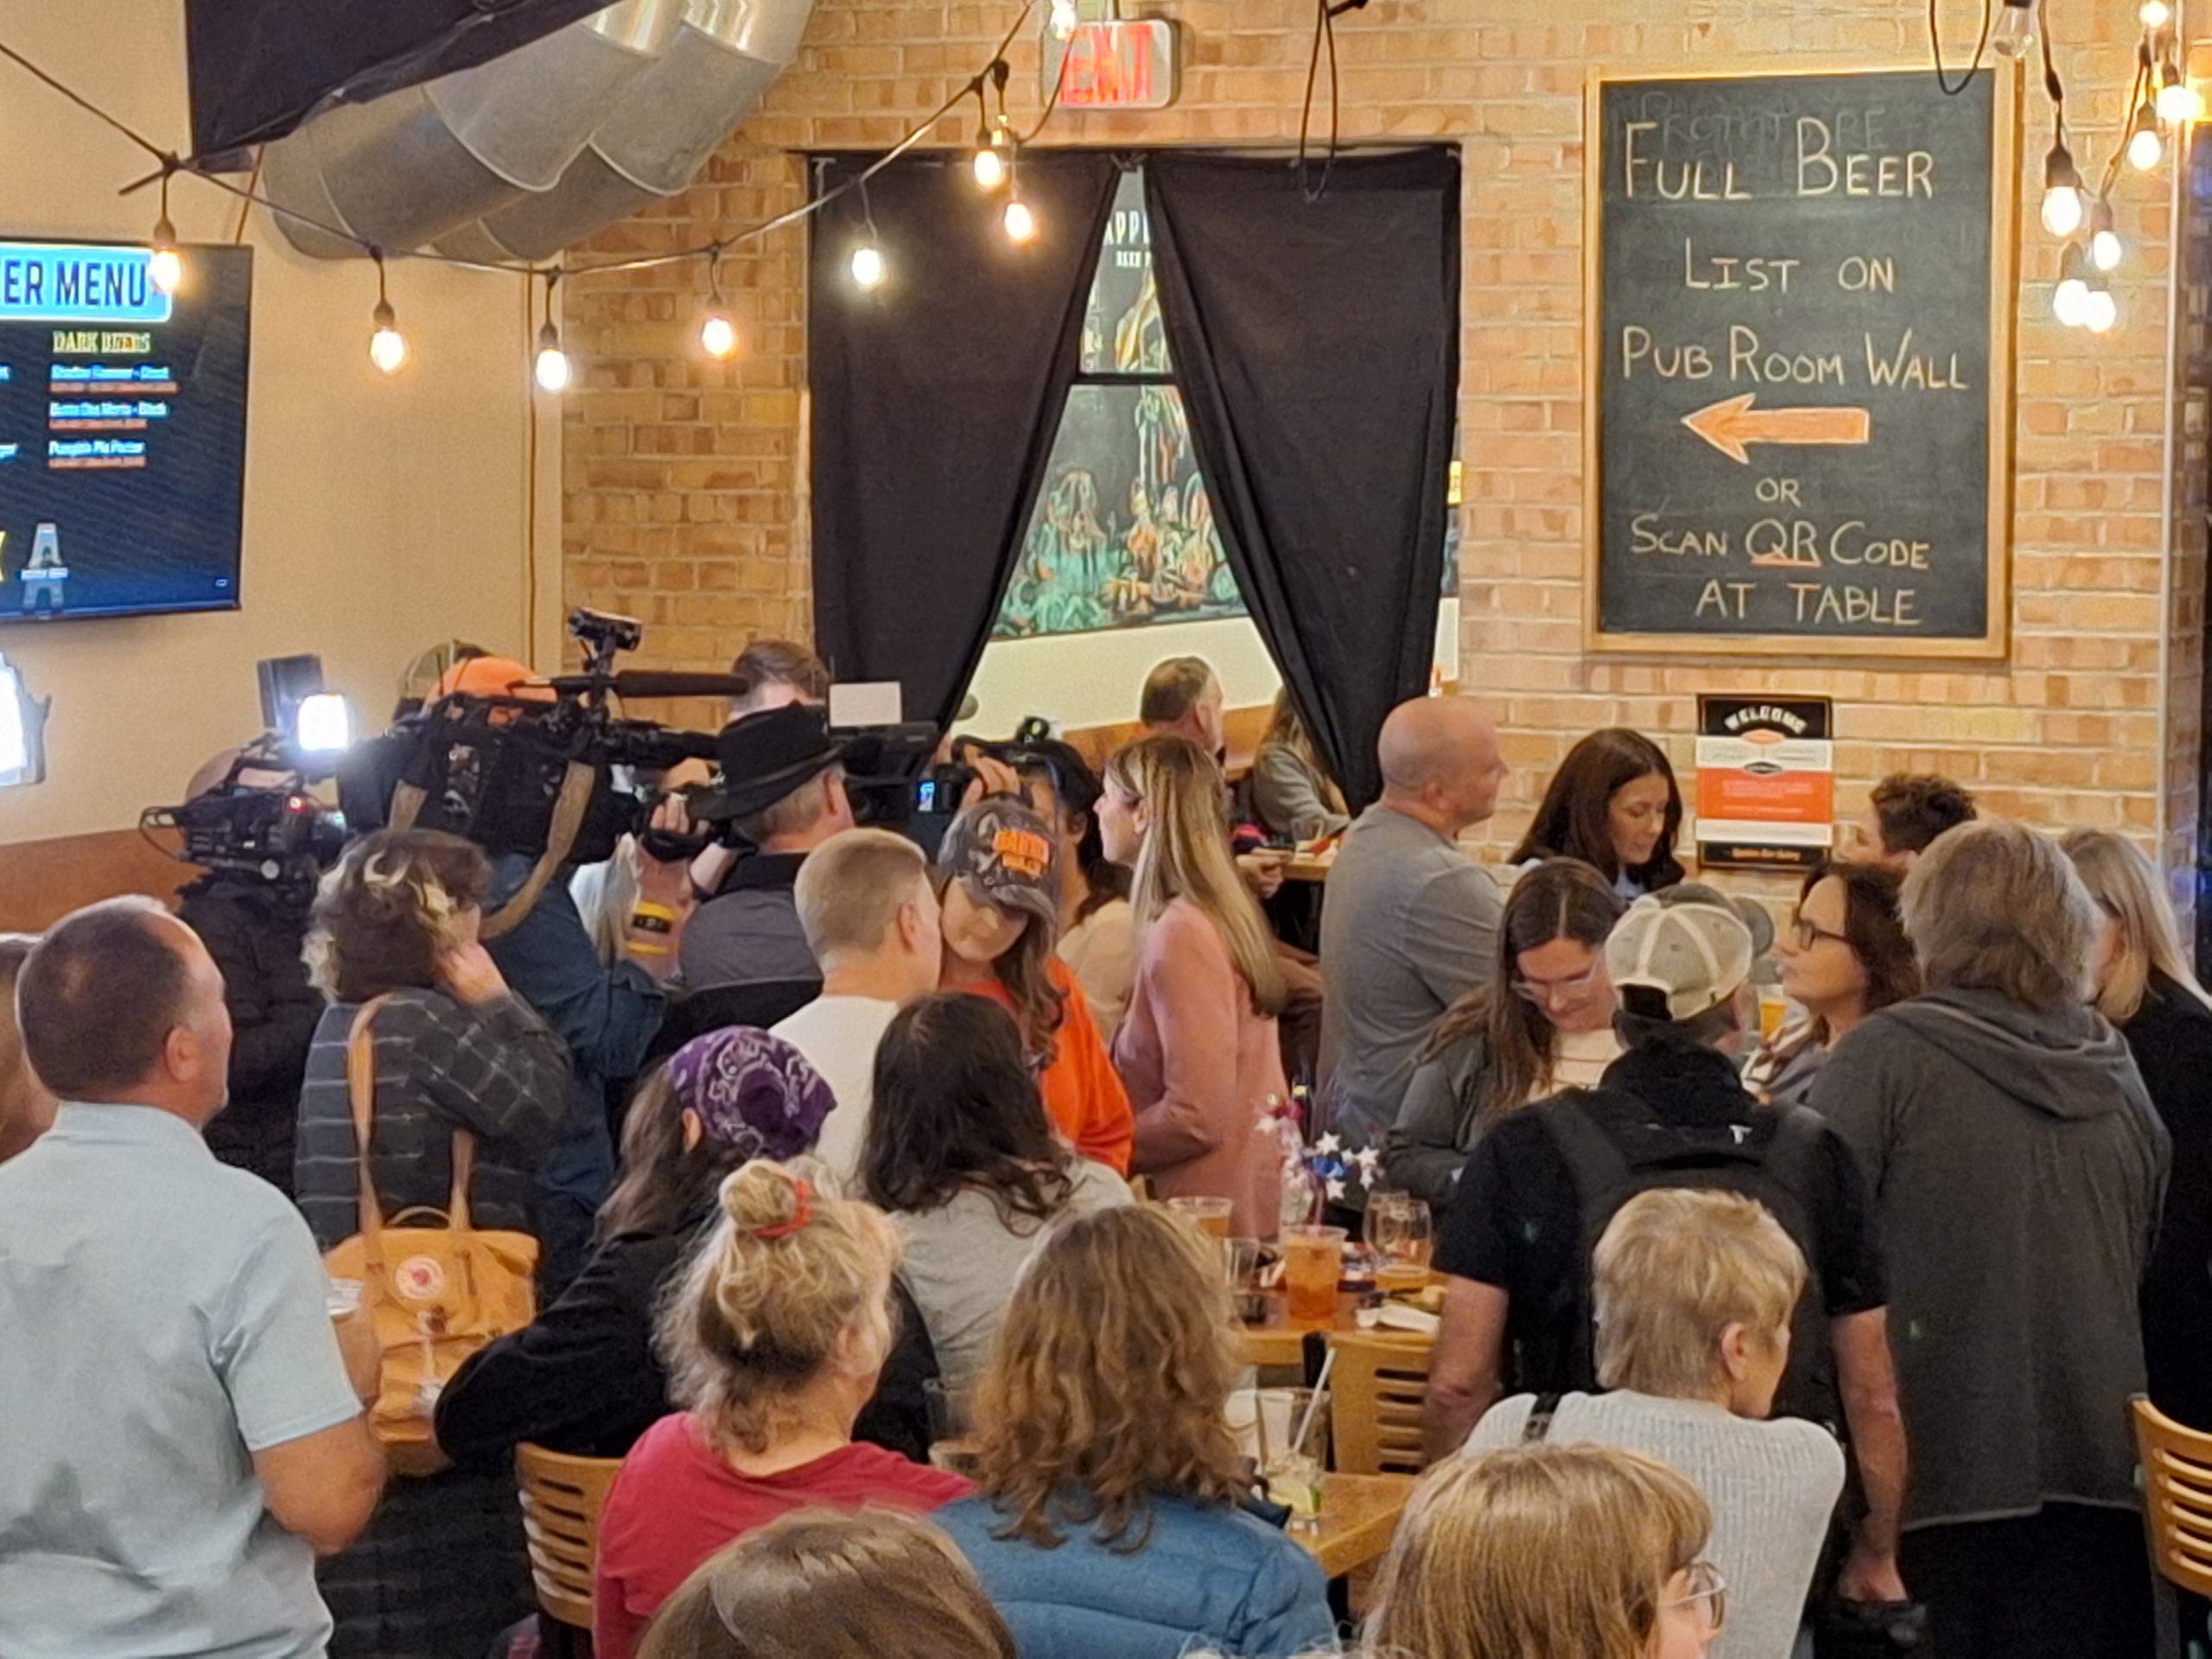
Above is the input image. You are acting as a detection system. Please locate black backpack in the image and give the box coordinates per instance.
[1534,1086,1840,1430]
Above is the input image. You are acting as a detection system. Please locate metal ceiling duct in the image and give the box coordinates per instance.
[434,0,817,264]
[261,0,688,259]
[258,0,815,265]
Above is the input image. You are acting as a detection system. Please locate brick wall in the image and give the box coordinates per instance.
[563,0,2207,900]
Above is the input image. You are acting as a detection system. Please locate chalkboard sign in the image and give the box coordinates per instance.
[1585,66,2016,658]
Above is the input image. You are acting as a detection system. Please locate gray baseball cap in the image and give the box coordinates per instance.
[1605,883,1775,1021]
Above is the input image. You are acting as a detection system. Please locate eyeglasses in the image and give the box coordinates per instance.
[1665,1560,1729,1630]
[1512,961,1604,1006]
[1789,916,1852,951]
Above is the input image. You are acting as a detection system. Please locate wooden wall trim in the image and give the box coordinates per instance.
[0,826,191,934]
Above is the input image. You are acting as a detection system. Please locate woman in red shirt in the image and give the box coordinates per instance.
[933,798,1135,1174]
[592,1161,969,1659]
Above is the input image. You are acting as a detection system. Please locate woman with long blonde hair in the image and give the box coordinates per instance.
[592,1160,970,1659]
[933,1205,1336,1657]
[1365,1443,1722,1659]
[1100,734,1290,1235]
[2063,827,2212,1429]
[1253,686,1351,842]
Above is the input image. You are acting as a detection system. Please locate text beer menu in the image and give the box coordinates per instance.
[1586,67,2013,657]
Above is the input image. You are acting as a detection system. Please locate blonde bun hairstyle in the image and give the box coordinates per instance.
[658,1160,901,1456]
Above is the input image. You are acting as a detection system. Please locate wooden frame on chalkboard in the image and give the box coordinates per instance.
[1580,60,2020,660]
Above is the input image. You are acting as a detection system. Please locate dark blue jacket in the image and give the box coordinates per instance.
[933,1490,1339,1659]
[486,854,664,1293]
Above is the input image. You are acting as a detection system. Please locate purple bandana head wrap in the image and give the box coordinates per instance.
[664,1027,836,1163]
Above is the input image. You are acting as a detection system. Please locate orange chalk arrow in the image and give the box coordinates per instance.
[1681,393,1872,465]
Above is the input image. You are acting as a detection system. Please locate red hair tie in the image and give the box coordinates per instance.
[751,1179,814,1240]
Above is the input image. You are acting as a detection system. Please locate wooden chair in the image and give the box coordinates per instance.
[2133,1395,2212,1599]
[515,1443,624,1654]
[1327,1330,1436,1476]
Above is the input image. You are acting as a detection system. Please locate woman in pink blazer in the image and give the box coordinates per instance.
[1101,734,1289,1237]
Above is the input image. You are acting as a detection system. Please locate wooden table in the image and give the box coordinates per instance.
[1296,1472,1418,1580]
[1235,1288,1438,1369]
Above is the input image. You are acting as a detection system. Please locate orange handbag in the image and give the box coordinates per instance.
[321,997,539,1476]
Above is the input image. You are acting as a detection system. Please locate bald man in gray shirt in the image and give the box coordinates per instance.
[1318,696,1509,1161]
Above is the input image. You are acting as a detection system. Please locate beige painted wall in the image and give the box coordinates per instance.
[0,0,550,843]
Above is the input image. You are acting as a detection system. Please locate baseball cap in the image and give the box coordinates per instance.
[435,654,555,702]
[938,797,1059,932]
[1605,883,1776,1022]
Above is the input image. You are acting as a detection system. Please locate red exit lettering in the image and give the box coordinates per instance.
[1052,20,1179,111]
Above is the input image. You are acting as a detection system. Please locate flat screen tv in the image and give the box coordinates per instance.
[0,239,251,623]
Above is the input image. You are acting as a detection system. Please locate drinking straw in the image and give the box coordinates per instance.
[1294,1349,1336,1459]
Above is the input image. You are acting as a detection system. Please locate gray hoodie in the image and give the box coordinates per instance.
[1810,987,2170,1529]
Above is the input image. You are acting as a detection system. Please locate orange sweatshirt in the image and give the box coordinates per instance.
[968,958,1135,1176]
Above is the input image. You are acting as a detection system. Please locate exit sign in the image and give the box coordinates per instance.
[1043,19,1182,111]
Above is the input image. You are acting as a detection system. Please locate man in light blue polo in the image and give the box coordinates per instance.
[0,898,385,1657]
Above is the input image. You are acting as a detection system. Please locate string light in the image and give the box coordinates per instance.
[2039,136,2085,238]
[367,251,407,374]
[2053,242,2091,327]
[1002,195,1037,245]
[973,122,1010,190]
[1990,0,2038,59]
[148,168,182,296]
[2083,271,2118,334]
[2089,196,2123,272]
[533,275,569,393]
[850,242,887,289]
[2142,0,2173,23]
[2157,58,2204,124]
[2128,100,2164,169]
[696,246,740,359]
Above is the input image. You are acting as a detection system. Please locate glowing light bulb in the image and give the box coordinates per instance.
[2040,182,2084,238]
[2158,70,2204,125]
[974,141,1007,191]
[368,300,408,374]
[2039,141,2084,238]
[2084,284,2118,334]
[697,307,740,359]
[850,244,887,289]
[2089,200,2123,273]
[149,218,183,296]
[1003,197,1038,245]
[2130,107,2166,169]
[2053,244,2090,327]
[1989,0,2037,58]
[2143,0,2173,24]
[1050,0,1080,38]
[534,321,570,393]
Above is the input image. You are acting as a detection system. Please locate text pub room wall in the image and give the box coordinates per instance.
[0,0,543,852]
[561,0,2208,900]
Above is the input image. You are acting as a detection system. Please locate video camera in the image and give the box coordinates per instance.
[337,609,737,867]
[837,715,1062,856]
[143,740,348,898]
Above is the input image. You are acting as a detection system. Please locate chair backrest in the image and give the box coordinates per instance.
[2133,1395,2212,1599]
[515,1442,625,1631]
[1329,1330,1436,1475]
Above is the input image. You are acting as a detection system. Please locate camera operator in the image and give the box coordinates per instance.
[169,751,329,1195]
[672,703,855,997]
[434,656,673,1297]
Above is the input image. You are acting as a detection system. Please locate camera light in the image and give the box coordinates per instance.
[294,693,353,755]
[0,653,46,787]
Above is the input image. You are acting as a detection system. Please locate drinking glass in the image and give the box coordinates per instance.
[1168,1195,1235,1241]
[1257,1386,1330,1528]
[1363,1192,1408,1261]
[1376,1199,1433,1293]
[1281,1224,1346,1323]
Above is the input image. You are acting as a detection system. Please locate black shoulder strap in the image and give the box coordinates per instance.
[1522,1392,1564,1443]
[1536,1090,1639,1211]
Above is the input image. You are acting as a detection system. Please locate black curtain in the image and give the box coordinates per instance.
[185,0,608,158]
[810,152,1122,733]
[1144,149,1461,810]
